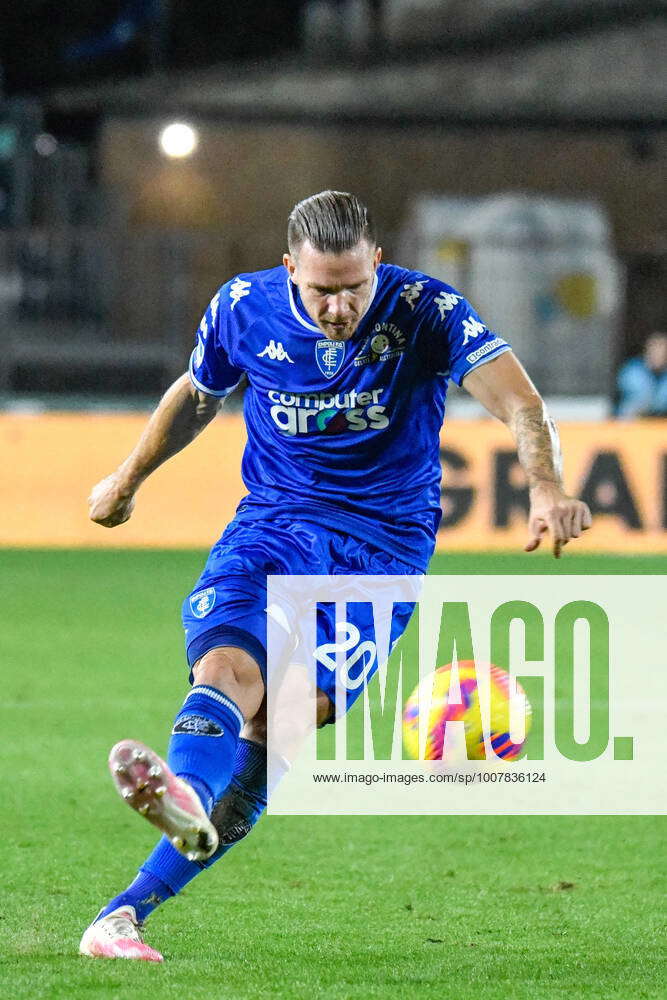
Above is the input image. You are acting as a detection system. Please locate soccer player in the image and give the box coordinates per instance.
[80,191,591,961]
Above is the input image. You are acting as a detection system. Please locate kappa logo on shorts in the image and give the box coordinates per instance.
[316,339,346,379]
[172,715,224,737]
[190,587,216,619]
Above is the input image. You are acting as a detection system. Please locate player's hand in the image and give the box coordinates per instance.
[88,472,136,527]
[525,483,592,558]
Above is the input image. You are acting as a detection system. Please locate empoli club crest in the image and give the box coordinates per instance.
[316,340,345,379]
[190,587,216,619]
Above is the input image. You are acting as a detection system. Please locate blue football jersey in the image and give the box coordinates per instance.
[189,263,511,569]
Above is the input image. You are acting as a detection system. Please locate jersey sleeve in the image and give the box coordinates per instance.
[416,278,511,386]
[188,283,245,397]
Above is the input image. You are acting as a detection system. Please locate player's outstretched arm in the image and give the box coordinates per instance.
[89,373,221,527]
[462,352,592,557]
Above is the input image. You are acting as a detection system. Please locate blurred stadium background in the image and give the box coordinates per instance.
[2,5,666,998]
[0,0,665,552]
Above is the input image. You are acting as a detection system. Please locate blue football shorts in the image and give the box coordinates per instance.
[182,516,423,720]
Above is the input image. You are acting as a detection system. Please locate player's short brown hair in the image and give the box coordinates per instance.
[287,190,377,255]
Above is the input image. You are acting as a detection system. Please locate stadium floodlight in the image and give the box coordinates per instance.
[159,122,198,159]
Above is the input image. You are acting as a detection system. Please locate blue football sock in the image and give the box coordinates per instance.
[98,869,175,923]
[167,685,244,812]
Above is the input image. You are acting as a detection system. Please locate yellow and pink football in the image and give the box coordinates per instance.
[402,661,532,761]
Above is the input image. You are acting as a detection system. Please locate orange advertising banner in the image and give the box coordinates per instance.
[439,419,666,552]
[1,413,665,552]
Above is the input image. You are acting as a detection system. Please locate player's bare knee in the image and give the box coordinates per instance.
[192,646,265,720]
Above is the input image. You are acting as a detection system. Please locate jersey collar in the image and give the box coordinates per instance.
[286,270,380,334]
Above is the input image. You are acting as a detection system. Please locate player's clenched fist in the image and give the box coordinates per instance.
[88,472,136,527]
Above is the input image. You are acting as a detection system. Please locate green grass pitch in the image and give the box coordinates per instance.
[1,549,665,999]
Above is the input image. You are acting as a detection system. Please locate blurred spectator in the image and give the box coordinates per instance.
[616,331,667,418]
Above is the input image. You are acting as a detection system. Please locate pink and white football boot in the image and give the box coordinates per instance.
[79,905,163,962]
[108,739,218,861]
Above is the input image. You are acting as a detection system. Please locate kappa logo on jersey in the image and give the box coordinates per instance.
[229,277,251,310]
[434,291,463,319]
[210,291,220,324]
[257,339,294,363]
[267,388,389,436]
[314,621,377,691]
[462,316,486,345]
[194,293,220,367]
[316,339,346,379]
[400,279,428,310]
[189,587,216,619]
[355,322,406,367]
[194,330,206,367]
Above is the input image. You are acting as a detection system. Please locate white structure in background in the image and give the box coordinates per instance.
[400,194,623,405]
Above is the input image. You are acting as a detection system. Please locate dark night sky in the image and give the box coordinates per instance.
[0,1,303,97]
